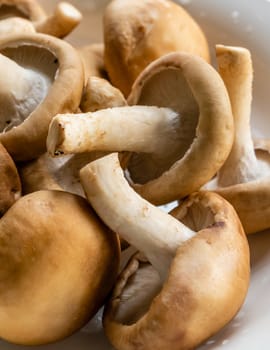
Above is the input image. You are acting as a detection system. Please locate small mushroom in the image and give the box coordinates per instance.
[79,153,250,350]
[0,33,84,161]
[206,45,270,234]
[0,142,21,216]
[104,0,210,96]
[47,52,233,205]
[0,189,120,345]
[34,1,82,39]
[80,76,127,113]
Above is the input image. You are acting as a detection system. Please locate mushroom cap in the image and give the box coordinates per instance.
[0,142,21,215]
[104,0,210,96]
[103,192,250,350]
[0,33,84,161]
[128,52,234,205]
[0,0,46,22]
[0,17,35,39]
[0,190,120,345]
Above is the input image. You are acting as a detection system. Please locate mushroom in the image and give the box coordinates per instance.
[0,142,21,216]
[0,0,82,38]
[34,1,82,39]
[205,45,270,234]
[79,152,250,350]
[0,32,84,161]
[0,189,120,345]
[47,52,234,205]
[104,0,210,96]
[80,76,127,113]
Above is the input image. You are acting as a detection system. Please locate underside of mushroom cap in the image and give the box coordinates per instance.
[0,190,120,345]
[0,142,21,215]
[103,192,250,350]
[0,33,84,161]
[128,52,234,204]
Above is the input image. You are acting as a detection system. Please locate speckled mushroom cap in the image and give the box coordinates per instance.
[0,190,120,345]
[103,191,250,350]
[0,33,84,161]
[0,142,21,215]
[128,52,234,205]
[104,0,210,96]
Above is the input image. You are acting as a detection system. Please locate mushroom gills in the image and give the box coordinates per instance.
[114,258,162,325]
[0,45,58,132]
[128,68,199,183]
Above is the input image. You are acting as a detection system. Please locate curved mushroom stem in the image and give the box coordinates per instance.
[80,77,127,113]
[0,53,49,132]
[47,106,178,157]
[216,45,259,186]
[80,153,195,282]
[35,2,82,38]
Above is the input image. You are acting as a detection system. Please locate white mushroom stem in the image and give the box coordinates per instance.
[47,106,178,157]
[80,153,195,282]
[216,45,259,186]
[0,53,49,132]
[35,2,82,38]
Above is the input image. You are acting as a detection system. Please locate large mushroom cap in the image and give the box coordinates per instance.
[0,190,120,345]
[0,142,21,215]
[104,0,210,96]
[0,33,84,161]
[128,52,233,204]
[103,192,250,350]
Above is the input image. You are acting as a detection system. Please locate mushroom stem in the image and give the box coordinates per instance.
[0,53,48,132]
[216,45,259,186]
[35,2,82,38]
[80,153,195,281]
[47,106,178,157]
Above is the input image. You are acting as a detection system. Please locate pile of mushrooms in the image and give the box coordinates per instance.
[2,0,268,348]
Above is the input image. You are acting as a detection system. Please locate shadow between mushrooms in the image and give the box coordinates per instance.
[0,190,120,345]
[0,33,84,161]
[79,153,250,350]
[205,45,270,234]
[47,52,234,205]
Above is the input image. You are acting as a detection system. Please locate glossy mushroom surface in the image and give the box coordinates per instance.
[104,0,210,96]
[0,190,120,345]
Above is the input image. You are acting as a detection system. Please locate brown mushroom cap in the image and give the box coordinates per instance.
[0,33,84,161]
[103,192,250,350]
[0,142,21,215]
[0,190,120,345]
[104,0,210,96]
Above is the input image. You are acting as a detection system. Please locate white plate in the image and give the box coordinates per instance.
[1,0,270,349]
